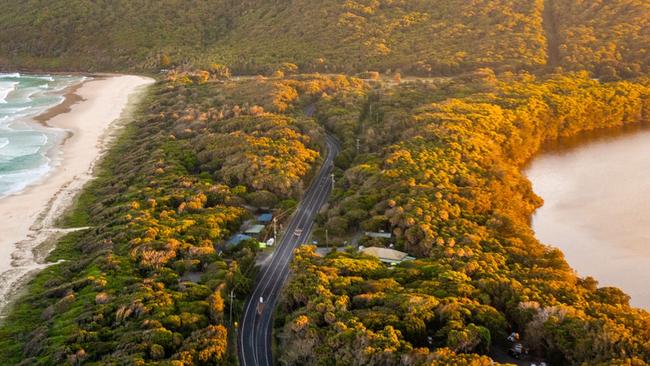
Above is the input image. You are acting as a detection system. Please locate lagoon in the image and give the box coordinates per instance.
[527,126,650,309]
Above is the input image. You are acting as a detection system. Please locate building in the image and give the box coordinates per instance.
[243,224,266,236]
[360,246,414,265]
[227,233,267,249]
[257,213,273,223]
[227,234,254,247]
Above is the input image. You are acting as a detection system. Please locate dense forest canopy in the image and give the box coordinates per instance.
[278,73,650,365]
[0,0,649,365]
[0,0,648,78]
[1,71,647,365]
[0,0,230,70]
[0,74,359,365]
[551,0,650,79]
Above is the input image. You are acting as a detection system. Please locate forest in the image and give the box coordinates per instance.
[0,0,648,365]
[550,0,650,79]
[2,70,646,365]
[0,72,362,365]
[0,0,648,78]
[278,72,650,365]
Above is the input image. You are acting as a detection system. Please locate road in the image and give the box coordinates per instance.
[238,132,340,366]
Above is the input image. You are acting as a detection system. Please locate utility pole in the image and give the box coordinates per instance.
[229,289,235,326]
[273,217,277,243]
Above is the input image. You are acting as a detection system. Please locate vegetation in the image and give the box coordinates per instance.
[0,0,231,71]
[211,0,548,75]
[550,0,650,79]
[0,1,649,365]
[0,0,646,78]
[278,72,650,365]
[0,74,362,365]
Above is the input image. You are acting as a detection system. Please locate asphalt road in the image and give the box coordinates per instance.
[238,132,340,366]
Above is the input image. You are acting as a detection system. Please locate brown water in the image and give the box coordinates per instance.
[526,126,650,310]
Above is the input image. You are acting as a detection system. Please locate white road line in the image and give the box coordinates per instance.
[254,153,334,364]
[240,136,339,366]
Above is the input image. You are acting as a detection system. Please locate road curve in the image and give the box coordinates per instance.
[238,132,340,366]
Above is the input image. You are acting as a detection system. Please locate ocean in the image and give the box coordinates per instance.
[0,73,85,198]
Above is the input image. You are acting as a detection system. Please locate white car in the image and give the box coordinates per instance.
[294,228,303,237]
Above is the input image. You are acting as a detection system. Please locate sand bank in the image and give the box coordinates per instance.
[0,74,154,313]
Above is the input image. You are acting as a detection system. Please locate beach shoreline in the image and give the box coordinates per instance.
[0,74,154,314]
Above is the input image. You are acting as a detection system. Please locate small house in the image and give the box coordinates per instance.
[227,234,254,247]
[244,224,266,236]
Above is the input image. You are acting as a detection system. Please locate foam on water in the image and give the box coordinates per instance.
[0,72,20,78]
[0,161,51,197]
[0,81,18,103]
[0,132,48,159]
[33,75,54,82]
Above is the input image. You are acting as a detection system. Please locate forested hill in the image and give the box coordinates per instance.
[0,0,647,79]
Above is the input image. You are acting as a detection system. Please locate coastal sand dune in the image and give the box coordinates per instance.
[0,75,154,312]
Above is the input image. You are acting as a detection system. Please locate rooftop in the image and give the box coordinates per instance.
[257,213,273,223]
[227,233,254,247]
[244,224,266,235]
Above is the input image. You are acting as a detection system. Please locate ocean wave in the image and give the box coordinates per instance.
[48,83,74,93]
[0,73,80,198]
[2,106,31,114]
[7,87,45,105]
[0,150,47,169]
[0,81,18,104]
[0,131,49,159]
[0,161,51,198]
[0,145,44,160]
[17,75,55,82]
[0,73,20,79]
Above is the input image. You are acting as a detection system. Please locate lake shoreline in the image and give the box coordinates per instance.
[0,74,154,315]
[527,122,650,310]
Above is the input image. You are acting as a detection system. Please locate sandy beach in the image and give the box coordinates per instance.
[0,74,154,312]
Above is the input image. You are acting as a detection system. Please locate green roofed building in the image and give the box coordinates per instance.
[244,224,266,236]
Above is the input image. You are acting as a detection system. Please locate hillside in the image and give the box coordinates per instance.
[210,0,548,75]
[550,0,650,79]
[0,0,647,78]
[0,0,230,71]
